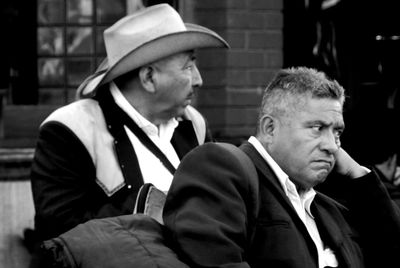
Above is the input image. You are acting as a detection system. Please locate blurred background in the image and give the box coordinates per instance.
[1,0,399,267]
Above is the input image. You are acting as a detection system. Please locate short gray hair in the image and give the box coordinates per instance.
[256,67,345,133]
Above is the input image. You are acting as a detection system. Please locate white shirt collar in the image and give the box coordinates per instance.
[247,137,337,267]
[248,136,316,218]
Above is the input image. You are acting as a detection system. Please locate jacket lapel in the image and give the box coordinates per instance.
[240,142,304,221]
[171,120,198,159]
[313,195,362,268]
[96,86,144,194]
[240,141,319,261]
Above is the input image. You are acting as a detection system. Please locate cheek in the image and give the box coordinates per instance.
[173,78,192,100]
[282,138,312,168]
[159,76,186,96]
[177,76,192,91]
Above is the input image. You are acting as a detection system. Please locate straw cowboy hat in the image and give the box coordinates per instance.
[77,3,229,98]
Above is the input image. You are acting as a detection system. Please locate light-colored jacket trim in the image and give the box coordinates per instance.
[182,105,206,145]
[42,99,206,197]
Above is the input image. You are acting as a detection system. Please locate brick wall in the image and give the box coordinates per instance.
[181,0,283,144]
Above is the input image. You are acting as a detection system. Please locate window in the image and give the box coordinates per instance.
[36,0,178,104]
[37,0,126,104]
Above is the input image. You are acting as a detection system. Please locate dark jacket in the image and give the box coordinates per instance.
[41,214,189,268]
[163,142,400,268]
[31,87,211,241]
[374,168,400,208]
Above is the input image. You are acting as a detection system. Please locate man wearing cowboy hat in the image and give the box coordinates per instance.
[29,3,229,244]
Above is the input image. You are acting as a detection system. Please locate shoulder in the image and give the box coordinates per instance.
[40,99,107,142]
[173,142,259,199]
[42,99,102,128]
[183,142,257,178]
[39,99,109,157]
[183,142,250,168]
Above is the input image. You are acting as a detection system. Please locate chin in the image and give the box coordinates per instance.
[315,173,329,184]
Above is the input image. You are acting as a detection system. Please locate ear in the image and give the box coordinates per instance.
[139,65,156,93]
[259,114,276,141]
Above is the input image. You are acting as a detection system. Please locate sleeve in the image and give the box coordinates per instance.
[342,170,400,267]
[31,121,135,240]
[163,143,258,268]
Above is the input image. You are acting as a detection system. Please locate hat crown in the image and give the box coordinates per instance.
[104,4,186,66]
[77,4,229,98]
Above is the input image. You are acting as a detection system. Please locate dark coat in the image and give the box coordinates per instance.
[163,142,400,268]
[31,88,211,241]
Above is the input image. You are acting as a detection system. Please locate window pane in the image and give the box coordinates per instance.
[97,0,126,24]
[38,58,65,86]
[66,58,93,86]
[67,0,93,23]
[67,27,93,55]
[38,0,65,24]
[96,27,107,55]
[38,27,64,55]
[38,88,68,105]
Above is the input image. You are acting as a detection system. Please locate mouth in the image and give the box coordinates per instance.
[313,160,333,170]
[185,93,194,104]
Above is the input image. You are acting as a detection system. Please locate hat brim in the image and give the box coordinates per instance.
[79,23,229,97]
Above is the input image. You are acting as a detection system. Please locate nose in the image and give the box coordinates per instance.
[192,64,203,88]
[320,130,340,154]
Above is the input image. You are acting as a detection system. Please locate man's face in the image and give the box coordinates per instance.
[152,50,203,120]
[269,97,344,192]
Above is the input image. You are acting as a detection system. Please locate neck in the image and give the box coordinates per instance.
[120,87,165,127]
[296,184,311,196]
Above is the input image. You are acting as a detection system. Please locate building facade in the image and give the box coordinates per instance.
[0,0,284,147]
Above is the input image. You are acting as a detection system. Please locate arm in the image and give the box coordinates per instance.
[333,148,400,267]
[163,143,258,268]
[333,147,369,178]
[31,122,135,239]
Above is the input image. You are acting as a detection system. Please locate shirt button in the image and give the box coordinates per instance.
[121,164,125,169]
[127,185,132,189]
[114,140,118,145]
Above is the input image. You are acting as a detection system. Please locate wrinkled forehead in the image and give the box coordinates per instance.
[291,92,343,109]
[295,96,344,120]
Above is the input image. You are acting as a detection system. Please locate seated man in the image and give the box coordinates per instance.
[163,67,400,268]
[30,3,228,243]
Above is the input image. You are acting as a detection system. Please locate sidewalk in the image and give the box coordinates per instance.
[0,148,35,267]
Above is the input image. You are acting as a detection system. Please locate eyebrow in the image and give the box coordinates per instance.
[182,51,196,68]
[307,119,345,130]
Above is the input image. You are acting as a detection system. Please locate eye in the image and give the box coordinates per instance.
[311,124,323,133]
[185,64,194,71]
[185,55,197,70]
[333,128,343,140]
